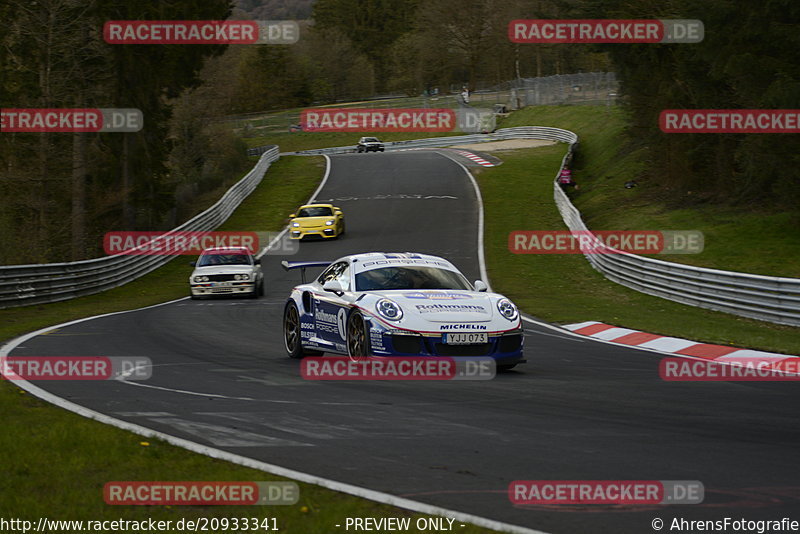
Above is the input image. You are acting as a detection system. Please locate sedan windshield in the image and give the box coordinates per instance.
[198,254,251,267]
[355,266,471,291]
[297,206,332,217]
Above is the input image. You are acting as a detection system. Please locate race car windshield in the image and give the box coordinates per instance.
[355,266,471,291]
[363,137,379,142]
[297,207,333,217]
[198,254,251,267]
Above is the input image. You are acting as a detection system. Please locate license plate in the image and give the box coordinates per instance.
[443,333,488,345]
[213,281,232,287]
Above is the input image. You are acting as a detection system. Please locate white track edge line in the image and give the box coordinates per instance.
[1,152,549,534]
[446,155,491,291]
[257,154,332,259]
[446,145,771,365]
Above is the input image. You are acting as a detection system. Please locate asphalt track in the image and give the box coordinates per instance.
[10,151,800,533]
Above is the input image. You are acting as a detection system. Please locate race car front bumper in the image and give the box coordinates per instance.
[290,226,338,239]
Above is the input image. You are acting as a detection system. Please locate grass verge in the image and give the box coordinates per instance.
[0,154,502,533]
[242,131,464,154]
[0,384,498,532]
[477,143,800,355]
[0,156,323,344]
[498,105,800,277]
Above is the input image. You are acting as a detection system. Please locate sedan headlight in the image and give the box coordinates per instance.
[234,274,251,281]
[292,221,300,227]
[497,298,518,321]
[376,298,403,321]
[193,275,209,283]
[325,219,335,226]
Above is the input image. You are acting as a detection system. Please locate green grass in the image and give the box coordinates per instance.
[0,156,324,344]
[0,385,499,533]
[477,143,800,355]
[0,154,502,533]
[498,105,800,277]
[243,130,464,154]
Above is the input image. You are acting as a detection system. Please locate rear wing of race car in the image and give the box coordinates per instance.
[281,260,332,283]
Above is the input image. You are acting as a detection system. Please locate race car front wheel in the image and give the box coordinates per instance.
[284,301,320,358]
[346,311,370,361]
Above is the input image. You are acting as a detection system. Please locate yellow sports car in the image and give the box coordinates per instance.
[289,204,345,240]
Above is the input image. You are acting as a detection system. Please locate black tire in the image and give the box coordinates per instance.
[249,282,260,299]
[257,278,265,296]
[346,311,370,361]
[497,364,517,371]
[284,301,320,358]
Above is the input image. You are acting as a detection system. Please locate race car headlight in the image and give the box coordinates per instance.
[497,298,518,321]
[194,275,209,283]
[376,298,403,321]
[234,274,250,281]
[292,222,300,227]
[325,219,335,226]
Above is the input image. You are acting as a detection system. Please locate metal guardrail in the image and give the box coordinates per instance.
[0,147,280,309]
[4,127,798,326]
[286,126,578,156]
[293,126,800,327]
[550,143,800,328]
[246,144,277,157]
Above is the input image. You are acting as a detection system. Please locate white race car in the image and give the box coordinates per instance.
[190,246,264,299]
[281,252,525,370]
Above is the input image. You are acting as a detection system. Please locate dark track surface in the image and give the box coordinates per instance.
[12,151,800,533]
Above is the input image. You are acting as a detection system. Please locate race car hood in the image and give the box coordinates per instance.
[192,265,253,276]
[363,290,501,325]
[294,216,333,228]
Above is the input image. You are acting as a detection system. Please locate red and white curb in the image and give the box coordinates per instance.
[451,149,495,167]
[563,321,798,369]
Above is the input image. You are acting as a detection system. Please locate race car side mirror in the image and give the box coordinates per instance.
[322,280,344,295]
[289,213,296,219]
[474,280,488,292]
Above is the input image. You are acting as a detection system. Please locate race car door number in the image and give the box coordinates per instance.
[443,333,488,345]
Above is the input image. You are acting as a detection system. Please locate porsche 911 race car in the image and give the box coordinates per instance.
[189,246,263,299]
[289,204,345,240]
[281,252,525,369]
